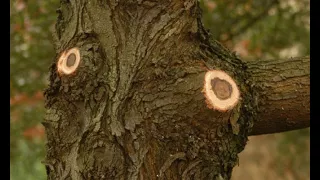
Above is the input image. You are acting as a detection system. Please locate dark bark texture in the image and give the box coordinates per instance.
[247,57,310,135]
[43,0,309,179]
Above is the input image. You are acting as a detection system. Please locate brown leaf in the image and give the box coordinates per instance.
[10,91,44,106]
[23,125,45,140]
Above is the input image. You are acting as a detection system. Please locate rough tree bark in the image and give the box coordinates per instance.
[43,1,310,179]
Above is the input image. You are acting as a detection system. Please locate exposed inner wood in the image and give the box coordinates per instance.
[203,70,240,112]
[211,78,233,100]
[43,0,309,179]
[66,53,76,67]
[57,48,80,75]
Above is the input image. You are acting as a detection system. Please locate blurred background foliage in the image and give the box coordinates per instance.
[10,0,59,179]
[200,0,310,61]
[10,0,309,179]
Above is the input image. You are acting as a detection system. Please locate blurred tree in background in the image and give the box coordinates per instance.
[200,0,310,61]
[10,0,309,179]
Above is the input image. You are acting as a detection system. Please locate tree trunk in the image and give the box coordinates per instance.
[43,1,309,179]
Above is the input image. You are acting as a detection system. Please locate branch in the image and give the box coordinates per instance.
[246,56,310,136]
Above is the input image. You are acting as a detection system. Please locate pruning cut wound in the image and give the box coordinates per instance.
[203,70,240,112]
[57,47,80,75]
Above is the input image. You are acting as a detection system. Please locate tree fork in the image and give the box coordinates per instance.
[43,0,310,179]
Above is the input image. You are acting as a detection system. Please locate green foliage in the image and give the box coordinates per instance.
[10,0,59,179]
[10,0,58,94]
[274,129,310,179]
[10,104,47,180]
[10,138,46,180]
[200,0,310,60]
